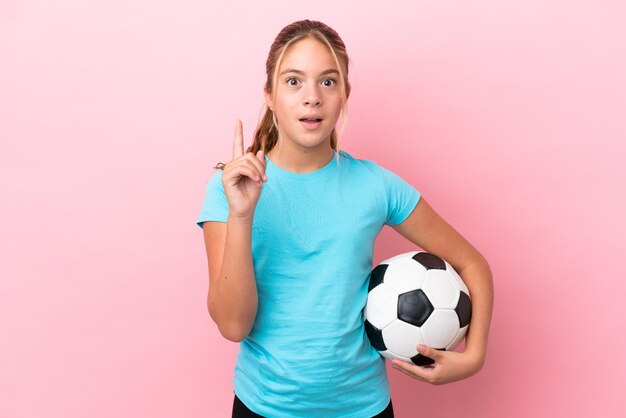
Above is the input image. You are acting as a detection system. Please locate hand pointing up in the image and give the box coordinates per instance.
[221,120,268,220]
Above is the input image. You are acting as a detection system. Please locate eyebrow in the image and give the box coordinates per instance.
[279,68,340,76]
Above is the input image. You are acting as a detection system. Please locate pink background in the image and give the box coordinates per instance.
[2,1,625,417]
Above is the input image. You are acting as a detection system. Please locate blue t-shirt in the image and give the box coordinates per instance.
[196,149,421,417]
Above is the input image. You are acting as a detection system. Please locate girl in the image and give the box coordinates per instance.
[197,19,493,418]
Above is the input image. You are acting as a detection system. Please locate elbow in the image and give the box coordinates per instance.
[221,328,246,343]
[206,291,256,343]
[217,321,249,342]
[207,304,250,343]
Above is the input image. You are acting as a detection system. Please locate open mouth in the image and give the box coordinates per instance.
[299,117,323,130]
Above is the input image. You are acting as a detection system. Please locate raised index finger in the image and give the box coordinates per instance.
[232,119,244,160]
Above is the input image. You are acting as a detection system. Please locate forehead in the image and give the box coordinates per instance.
[279,37,338,73]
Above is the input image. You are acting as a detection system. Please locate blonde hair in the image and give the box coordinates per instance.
[215,19,351,169]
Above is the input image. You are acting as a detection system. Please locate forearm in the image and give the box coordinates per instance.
[209,215,258,342]
[459,257,494,367]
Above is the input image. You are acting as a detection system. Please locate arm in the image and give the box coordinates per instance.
[453,260,493,367]
[391,197,494,383]
[203,215,258,342]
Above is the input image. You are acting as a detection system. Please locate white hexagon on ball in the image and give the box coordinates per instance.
[381,319,424,359]
[364,283,398,330]
[383,257,427,294]
[421,269,460,309]
[420,309,461,348]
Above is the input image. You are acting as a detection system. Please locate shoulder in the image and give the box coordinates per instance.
[207,167,224,185]
[338,149,411,181]
[202,168,226,196]
[338,149,382,175]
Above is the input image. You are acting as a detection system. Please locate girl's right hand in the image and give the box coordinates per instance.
[222,119,268,219]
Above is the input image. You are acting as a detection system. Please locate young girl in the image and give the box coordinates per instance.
[197,19,493,418]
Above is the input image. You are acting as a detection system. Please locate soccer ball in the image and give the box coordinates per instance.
[364,251,472,366]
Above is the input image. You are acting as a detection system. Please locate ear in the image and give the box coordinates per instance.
[263,86,273,111]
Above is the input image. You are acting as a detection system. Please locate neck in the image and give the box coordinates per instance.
[267,141,334,174]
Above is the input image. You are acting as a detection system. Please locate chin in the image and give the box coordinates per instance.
[302,135,332,148]
[284,132,331,148]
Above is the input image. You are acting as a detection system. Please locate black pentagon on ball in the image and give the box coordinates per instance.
[368,264,388,292]
[398,289,434,327]
[364,319,387,351]
[412,252,446,270]
[411,348,447,366]
[456,291,472,328]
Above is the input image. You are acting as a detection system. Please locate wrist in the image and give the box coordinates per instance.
[228,214,254,224]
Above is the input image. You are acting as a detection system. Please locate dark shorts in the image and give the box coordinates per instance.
[232,393,394,418]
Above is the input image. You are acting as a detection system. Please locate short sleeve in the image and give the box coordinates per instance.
[379,164,421,226]
[196,169,230,228]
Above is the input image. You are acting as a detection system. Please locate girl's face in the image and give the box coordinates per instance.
[266,37,343,152]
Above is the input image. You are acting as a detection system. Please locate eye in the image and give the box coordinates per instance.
[322,78,337,87]
[286,77,299,86]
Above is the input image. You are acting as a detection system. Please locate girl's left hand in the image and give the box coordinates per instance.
[390,344,484,385]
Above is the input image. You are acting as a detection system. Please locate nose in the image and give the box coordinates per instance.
[303,84,322,106]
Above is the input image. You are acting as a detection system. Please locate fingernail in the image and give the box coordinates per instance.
[263,174,268,181]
